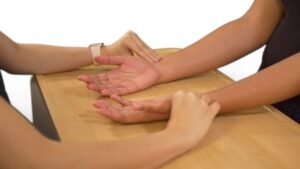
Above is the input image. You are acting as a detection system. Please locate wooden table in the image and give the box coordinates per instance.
[31,48,300,169]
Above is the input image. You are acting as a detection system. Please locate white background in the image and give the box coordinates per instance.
[0,0,262,121]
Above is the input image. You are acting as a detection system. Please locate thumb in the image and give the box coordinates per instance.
[95,55,127,65]
[171,91,185,110]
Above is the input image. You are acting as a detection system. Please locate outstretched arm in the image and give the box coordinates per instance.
[0,31,158,74]
[154,0,284,83]
[93,52,300,123]
[206,52,300,113]
[0,92,219,169]
[79,0,284,96]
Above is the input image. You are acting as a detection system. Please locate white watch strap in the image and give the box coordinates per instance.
[89,43,104,65]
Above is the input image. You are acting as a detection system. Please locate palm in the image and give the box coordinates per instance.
[79,56,159,96]
[93,95,170,124]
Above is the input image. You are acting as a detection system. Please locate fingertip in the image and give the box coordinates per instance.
[77,75,87,81]
[93,100,106,108]
[211,102,221,111]
[210,102,221,115]
[111,94,122,101]
[101,89,110,96]
[93,102,101,108]
[97,108,110,117]
[87,84,97,91]
[110,94,118,99]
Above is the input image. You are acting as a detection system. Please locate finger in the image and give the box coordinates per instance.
[102,85,132,96]
[96,104,125,122]
[134,34,160,62]
[208,102,221,117]
[128,43,153,62]
[119,108,143,123]
[93,100,110,109]
[120,108,167,123]
[172,91,185,107]
[111,94,132,106]
[97,107,113,118]
[89,75,105,92]
[200,95,212,105]
[126,35,158,62]
[107,105,127,122]
[94,55,127,65]
[87,83,109,93]
[78,74,93,83]
[96,74,109,81]
[187,92,197,99]
[134,43,158,63]
[100,89,115,96]
[94,101,114,117]
[87,84,101,92]
[101,86,124,96]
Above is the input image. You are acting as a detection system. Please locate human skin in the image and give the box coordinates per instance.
[0,30,159,75]
[0,92,220,169]
[80,0,299,122]
[0,30,221,168]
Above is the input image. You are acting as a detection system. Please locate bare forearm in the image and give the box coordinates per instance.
[154,0,283,84]
[9,44,91,74]
[206,53,300,113]
[0,98,190,169]
[53,131,187,169]
[0,98,52,169]
[0,32,93,74]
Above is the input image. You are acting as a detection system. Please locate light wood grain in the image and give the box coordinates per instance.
[36,48,300,169]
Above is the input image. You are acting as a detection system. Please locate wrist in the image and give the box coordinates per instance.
[156,96,172,114]
[163,129,196,151]
[153,62,166,85]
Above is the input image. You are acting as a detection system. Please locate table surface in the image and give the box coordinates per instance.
[36,48,300,169]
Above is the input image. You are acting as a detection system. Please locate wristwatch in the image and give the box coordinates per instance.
[89,43,104,65]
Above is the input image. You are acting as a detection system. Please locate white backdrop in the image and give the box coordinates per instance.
[0,0,262,121]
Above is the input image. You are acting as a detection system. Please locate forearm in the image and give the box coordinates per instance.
[206,52,300,113]
[7,44,92,74]
[0,98,190,169]
[0,98,52,169]
[0,32,93,74]
[154,0,283,84]
[53,131,188,169]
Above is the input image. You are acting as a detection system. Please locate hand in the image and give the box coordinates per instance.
[166,91,220,148]
[78,55,160,96]
[104,31,160,62]
[93,94,171,124]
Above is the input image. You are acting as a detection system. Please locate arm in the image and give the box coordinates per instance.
[91,53,300,123]
[0,31,158,74]
[0,93,219,169]
[206,52,300,113]
[78,0,285,96]
[154,0,284,83]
